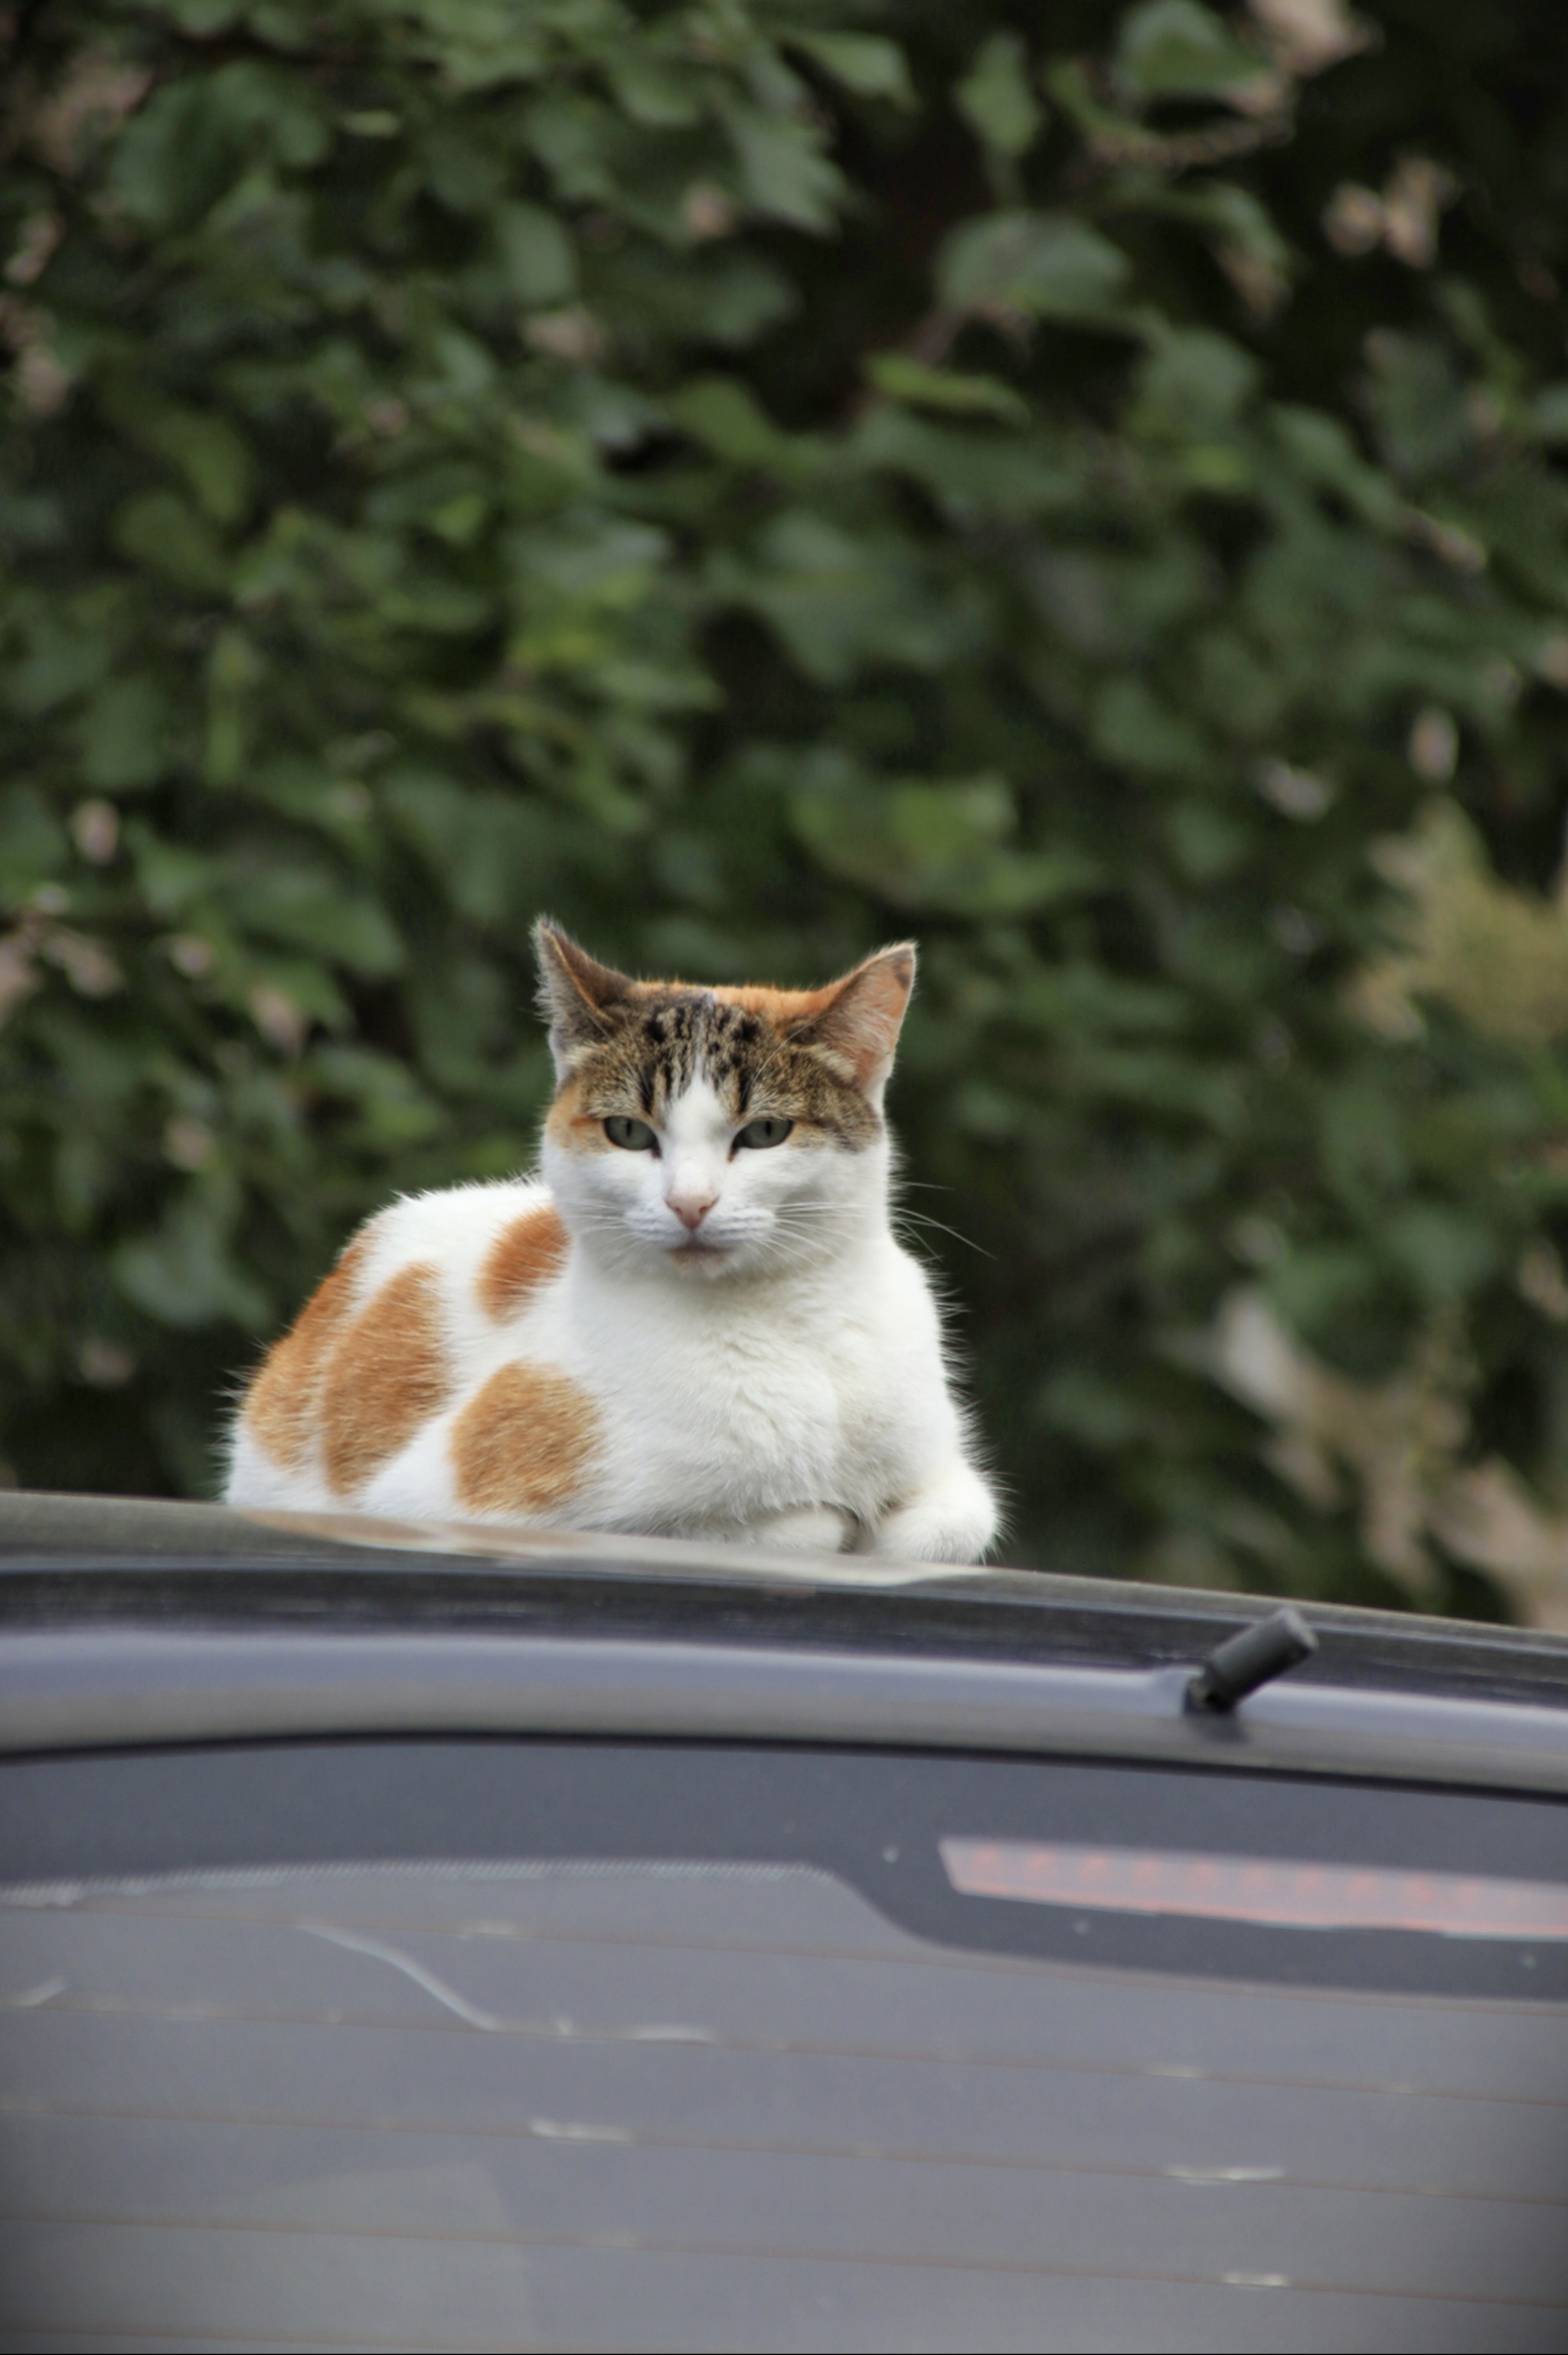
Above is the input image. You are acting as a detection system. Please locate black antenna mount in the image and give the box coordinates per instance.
[1187,1606,1317,1712]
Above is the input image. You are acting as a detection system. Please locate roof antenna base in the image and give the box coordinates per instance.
[1187,1606,1317,1712]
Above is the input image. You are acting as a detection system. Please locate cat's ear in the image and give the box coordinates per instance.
[793,944,916,1105]
[534,921,634,1077]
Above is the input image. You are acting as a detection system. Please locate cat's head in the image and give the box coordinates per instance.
[534,923,915,1281]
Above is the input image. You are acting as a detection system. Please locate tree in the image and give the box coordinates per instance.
[8,0,1568,1618]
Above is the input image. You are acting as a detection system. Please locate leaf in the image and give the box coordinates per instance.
[113,1196,267,1330]
[495,202,578,305]
[792,763,1098,913]
[667,378,795,467]
[678,252,798,346]
[175,414,258,528]
[852,408,1075,517]
[1530,385,1568,444]
[938,211,1129,319]
[234,864,403,976]
[165,0,243,28]
[606,59,704,128]
[865,354,1028,423]
[109,61,329,231]
[110,492,230,594]
[1269,404,1403,528]
[105,388,258,525]
[1091,678,1212,778]
[1115,0,1263,103]
[1364,330,1472,482]
[789,33,916,109]
[80,677,170,791]
[956,33,1044,160]
[1386,1205,1499,1303]
[421,124,507,215]
[722,512,971,685]
[722,103,844,231]
[1131,329,1259,434]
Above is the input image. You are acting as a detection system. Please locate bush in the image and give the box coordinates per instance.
[8,0,1568,1615]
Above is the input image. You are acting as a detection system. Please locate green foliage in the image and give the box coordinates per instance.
[8,1,1568,1614]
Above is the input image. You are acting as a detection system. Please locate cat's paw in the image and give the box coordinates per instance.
[743,1506,854,1556]
[871,1461,998,1564]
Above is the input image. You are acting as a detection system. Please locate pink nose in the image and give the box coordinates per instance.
[672,1197,713,1231]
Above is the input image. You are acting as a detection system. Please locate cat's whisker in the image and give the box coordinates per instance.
[895,1209,995,1259]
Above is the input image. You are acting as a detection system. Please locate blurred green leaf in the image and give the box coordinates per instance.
[667,377,796,467]
[790,32,916,110]
[938,211,1130,319]
[113,1197,268,1331]
[865,354,1028,423]
[956,33,1044,161]
[495,203,578,306]
[723,102,842,231]
[1132,329,1259,434]
[1116,0,1263,103]
[792,765,1098,914]
[110,494,230,594]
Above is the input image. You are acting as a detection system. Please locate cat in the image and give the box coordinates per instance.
[224,923,999,1562]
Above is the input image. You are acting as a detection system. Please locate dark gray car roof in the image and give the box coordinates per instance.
[4,1487,1567,1700]
[5,1490,1568,1794]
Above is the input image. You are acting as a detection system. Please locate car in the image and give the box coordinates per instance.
[3,1487,1568,2351]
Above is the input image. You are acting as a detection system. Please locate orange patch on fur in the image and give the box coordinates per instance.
[477,1205,569,1321]
[449,1361,598,1516]
[711,981,837,1023]
[544,1075,598,1148]
[321,1261,452,1496]
[244,1238,368,1470]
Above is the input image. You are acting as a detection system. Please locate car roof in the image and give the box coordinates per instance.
[4,1486,1566,1709]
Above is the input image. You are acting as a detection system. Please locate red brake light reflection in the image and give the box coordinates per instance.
[939,1838,1568,1939]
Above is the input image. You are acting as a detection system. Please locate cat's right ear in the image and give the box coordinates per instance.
[534,922,634,1078]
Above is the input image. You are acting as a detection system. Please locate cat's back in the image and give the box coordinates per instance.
[226,1178,571,1513]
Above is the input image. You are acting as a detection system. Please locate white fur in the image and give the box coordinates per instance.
[226,1075,998,1563]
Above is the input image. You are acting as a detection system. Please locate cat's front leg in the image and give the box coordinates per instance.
[870,1457,998,1565]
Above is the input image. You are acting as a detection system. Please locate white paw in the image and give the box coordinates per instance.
[870,1464,998,1564]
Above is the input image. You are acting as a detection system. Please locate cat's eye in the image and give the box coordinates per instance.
[604,1116,658,1152]
[734,1117,794,1151]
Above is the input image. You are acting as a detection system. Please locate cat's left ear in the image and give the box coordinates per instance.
[534,921,635,1078]
[794,944,916,1106]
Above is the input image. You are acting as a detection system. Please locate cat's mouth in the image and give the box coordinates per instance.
[670,1238,732,1265]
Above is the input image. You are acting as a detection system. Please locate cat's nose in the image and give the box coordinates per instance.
[671,1194,714,1231]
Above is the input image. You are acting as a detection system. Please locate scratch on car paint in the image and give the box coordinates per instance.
[528,2118,633,2143]
[622,2023,716,2042]
[3,1975,66,2007]
[1167,2164,1285,2183]
[302,1921,504,2030]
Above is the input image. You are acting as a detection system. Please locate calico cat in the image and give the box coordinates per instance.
[224,924,998,1562]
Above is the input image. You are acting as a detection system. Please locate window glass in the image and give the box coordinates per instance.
[2,1742,1566,2350]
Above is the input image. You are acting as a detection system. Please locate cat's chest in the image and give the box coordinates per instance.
[577,1284,891,1480]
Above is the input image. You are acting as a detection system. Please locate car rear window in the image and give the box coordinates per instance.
[2,1740,1566,2351]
